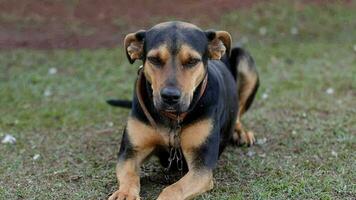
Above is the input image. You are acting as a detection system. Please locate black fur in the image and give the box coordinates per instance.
[112,21,259,172]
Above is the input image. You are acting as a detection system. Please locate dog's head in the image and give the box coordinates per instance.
[124,21,231,113]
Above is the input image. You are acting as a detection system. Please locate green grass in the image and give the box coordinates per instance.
[1,2,355,199]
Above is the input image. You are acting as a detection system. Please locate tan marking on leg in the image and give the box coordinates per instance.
[108,149,152,200]
[109,118,167,200]
[157,119,214,199]
[237,59,258,116]
[234,120,255,146]
[233,58,258,146]
[157,170,213,200]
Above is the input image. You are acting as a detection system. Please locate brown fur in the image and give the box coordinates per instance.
[127,117,166,149]
[108,150,152,200]
[157,119,215,200]
[233,57,258,146]
[124,32,144,61]
[157,170,213,200]
[178,45,206,98]
[207,31,232,59]
[112,22,259,199]
[144,44,206,108]
[180,118,213,153]
[109,118,215,200]
[144,44,171,98]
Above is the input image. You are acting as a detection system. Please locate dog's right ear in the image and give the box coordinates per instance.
[124,30,146,64]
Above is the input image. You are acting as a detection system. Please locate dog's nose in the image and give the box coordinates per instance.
[161,87,181,105]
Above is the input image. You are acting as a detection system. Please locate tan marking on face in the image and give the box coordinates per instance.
[144,44,171,96]
[176,45,205,102]
[144,44,206,111]
[180,118,213,151]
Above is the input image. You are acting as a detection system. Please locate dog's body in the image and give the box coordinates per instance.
[108,21,259,200]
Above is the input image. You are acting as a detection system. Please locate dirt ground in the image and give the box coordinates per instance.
[0,0,349,49]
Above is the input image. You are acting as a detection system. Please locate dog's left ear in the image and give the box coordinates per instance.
[205,30,232,59]
[124,30,146,64]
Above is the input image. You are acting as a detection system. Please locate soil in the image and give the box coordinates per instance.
[0,0,349,49]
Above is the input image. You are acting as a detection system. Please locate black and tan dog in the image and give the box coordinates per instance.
[107,21,259,200]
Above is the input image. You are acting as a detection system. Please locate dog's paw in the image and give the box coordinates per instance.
[241,130,256,146]
[156,186,183,200]
[108,190,140,200]
[233,123,256,147]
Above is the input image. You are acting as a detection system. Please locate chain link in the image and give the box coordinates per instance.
[163,115,184,181]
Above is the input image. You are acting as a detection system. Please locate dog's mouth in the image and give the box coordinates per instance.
[153,96,190,114]
[163,108,177,113]
[159,103,182,113]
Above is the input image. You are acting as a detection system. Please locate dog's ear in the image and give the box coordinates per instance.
[205,30,232,59]
[124,30,146,64]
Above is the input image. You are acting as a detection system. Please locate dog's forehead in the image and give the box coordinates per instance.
[145,21,207,54]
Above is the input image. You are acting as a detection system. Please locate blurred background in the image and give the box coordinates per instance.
[0,0,355,199]
[0,0,353,49]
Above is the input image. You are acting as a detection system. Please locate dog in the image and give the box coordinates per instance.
[107,21,259,200]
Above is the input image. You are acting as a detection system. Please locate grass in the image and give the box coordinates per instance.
[0,2,355,199]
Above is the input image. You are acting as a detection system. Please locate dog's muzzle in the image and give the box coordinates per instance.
[160,87,181,106]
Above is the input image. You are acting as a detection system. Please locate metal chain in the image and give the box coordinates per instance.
[163,115,184,181]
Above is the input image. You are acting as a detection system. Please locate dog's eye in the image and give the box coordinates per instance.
[183,58,201,68]
[147,57,163,66]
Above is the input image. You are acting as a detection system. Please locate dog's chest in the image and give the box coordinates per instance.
[127,118,213,150]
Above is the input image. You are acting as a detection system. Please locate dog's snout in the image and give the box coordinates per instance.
[160,87,181,105]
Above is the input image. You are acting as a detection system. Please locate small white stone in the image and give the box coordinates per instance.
[259,27,267,36]
[353,44,356,52]
[247,150,255,157]
[302,113,307,118]
[292,130,297,135]
[33,154,40,160]
[1,134,16,144]
[48,67,57,75]
[290,27,298,35]
[107,121,114,127]
[331,150,338,157]
[44,88,52,97]
[326,88,334,95]
[259,153,266,158]
[256,137,267,145]
[262,93,268,100]
[270,56,279,64]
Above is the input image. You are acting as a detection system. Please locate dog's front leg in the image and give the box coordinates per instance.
[157,119,218,200]
[157,169,213,200]
[109,118,160,200]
